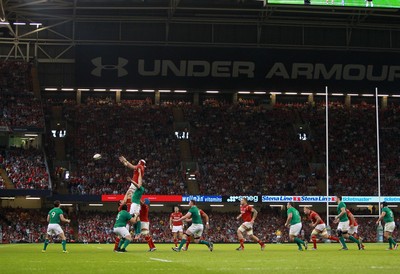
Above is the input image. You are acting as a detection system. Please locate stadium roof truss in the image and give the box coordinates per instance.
[0,0,400,62]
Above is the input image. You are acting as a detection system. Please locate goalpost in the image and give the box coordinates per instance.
[324,86,383,238]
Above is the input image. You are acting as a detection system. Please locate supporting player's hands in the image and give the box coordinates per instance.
[333,217,339,224]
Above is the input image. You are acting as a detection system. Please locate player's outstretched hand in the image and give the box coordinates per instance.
[119,156,127,163]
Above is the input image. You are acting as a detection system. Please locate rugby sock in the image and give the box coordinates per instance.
[174,238,178,247]
[339,236,347,248]
[122,238,130,249]
[312,235,317,249]
[185,237,191,249]
[199,239,210,247]
[389,237,396,248]
[114,238,120,250]
[240,239,245,248]
[145,235,155,249]
[258,240,264,246]
[43,239,49,250]
[118,238,125,249]
[178,239,186,250]
[349,236,360,244]
[329,235,339,242]
[294,238,302,249]
[135,221,141,234]
[61,240,67,251]
[294,237,305,245]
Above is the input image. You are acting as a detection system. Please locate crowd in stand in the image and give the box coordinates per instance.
[0,61,32,94]
[3,148,50,189]
[183,103,318,196]
[1,207,398,244]
[56,98,185,195]
[298,101,400,196]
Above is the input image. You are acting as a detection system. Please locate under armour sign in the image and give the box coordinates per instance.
[91,57,128,77]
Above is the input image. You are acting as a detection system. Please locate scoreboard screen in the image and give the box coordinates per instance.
[268,0,399,8]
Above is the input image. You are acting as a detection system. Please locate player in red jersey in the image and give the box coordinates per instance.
[181,208,210,251]
[303,207,340,250]
[137,198,156,252]
[119,156,146,188]
[346,209,364,249]
[169,206,183,247]
[113,190,133,251]
[236,198,265,251]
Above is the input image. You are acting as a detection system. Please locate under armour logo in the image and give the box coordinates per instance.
[91,57,128,77]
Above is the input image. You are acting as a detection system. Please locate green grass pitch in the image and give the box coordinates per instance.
[268,0,399,8]
[1,243,400,274]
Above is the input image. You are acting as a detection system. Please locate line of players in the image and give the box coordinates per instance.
[42,156,398,253]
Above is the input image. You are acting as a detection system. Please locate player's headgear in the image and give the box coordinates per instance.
[139,159,146,167]
[144,198,150,205]
[382,201,388,207]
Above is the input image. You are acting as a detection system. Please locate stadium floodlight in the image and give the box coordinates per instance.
[29,23,42,28]
[61,88,74,91]
[26,197,41,200]
[126,89,139,92]
[238,91,250,94]
[109,89,121,92]
[174,90,187,93]
[179,204,190,207]
[356,205,370,208]
[60,203,73,206]
[44,88,58,91]
[298,205,313,207]
[1,197,15,200]
[25,134,38,137]
[378,94,389,97]
[388,205,398,208]
[391,95,400,97]
[0,22,9,25]
[88,204,103,207]
[285,92,298,95]
[206,90,219,93]
[269,92,282,95]
[361,94,374,97]
[13,22,26,26]
[210,204,224,207]
[316,93,327,96]
[149,204,164,207]
[93,89,106,91]
[254,92,266,94]
[77,88,90,91]
[347,94,359,96]
[300,93,312,95]
[159,90,171,93]
[142,89,155,92]
[331,93,344,96]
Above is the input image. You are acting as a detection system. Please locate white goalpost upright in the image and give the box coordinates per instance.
[375,87,382,217]
[325,86,330,227]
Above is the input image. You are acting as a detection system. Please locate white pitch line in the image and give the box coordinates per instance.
[149,258,172,263]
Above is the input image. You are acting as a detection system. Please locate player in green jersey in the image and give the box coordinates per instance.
[172,200,213,252]
[124,168,144,235]
[42,200,71,253]
[376,201,398,250]
[284,202,307,251]
[333,196,362,250]
[113,204,136,252]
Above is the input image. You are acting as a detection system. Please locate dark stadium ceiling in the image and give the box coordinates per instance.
[2,0,399,27]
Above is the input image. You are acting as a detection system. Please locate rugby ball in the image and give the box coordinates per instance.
[93,153,102,160]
